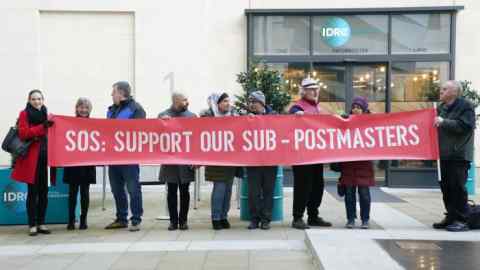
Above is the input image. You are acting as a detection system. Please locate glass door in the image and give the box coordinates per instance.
[351,64,387,183]
[387,61,449,187]
[312,62,387,182]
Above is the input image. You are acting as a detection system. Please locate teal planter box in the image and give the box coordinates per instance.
[240,167,284,222]
[0,168,72,225]
[467,162,476,195]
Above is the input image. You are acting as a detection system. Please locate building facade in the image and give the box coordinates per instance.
[0,0,478,186]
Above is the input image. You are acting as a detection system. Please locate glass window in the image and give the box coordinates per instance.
[253,16,309,55]
[392,14,451,54]
[266,62,310,97]
[391,61,449,104]
[390,61,449,169]
[312,64,346,114]
[352,64,387,113]
[313,15,388,55]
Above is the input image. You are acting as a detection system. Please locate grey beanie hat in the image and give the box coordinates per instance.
[248,90,266,107]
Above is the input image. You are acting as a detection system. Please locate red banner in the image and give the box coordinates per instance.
[47,109,439,167]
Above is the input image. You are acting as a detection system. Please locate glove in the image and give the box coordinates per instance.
[435,116,444,127]
[43,120,54,128]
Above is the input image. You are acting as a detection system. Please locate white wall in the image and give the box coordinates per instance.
[0,0,478,165]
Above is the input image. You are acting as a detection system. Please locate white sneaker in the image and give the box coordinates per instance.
[129,224,140,232]
[29,226,37,236]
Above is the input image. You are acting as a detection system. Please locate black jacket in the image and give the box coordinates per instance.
[157,107,197,184]
[437,97,475,161]
[63,166,96,185]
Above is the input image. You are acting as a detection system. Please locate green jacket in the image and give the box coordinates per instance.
[437,97,475,161]
[200,108,237,183]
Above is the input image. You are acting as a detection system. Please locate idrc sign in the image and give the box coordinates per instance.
[321,17,351,47]
[0,168,72,225]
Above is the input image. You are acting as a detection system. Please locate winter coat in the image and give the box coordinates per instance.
[339,161,375,187]
[200,107,237,183]
[63,166,96,185]
[437,97,475,161]
[158,107,197,184]
[11,110,57,185]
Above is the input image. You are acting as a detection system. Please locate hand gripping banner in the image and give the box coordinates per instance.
[48,109,439,167]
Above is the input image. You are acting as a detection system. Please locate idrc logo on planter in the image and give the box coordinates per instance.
[2,183,27,215]
[321,17,351,47]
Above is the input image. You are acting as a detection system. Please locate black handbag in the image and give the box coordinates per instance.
[2,126,32,158]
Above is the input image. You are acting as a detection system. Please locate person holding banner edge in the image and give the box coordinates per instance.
[289,78,332,230]
[158,92,197,231]
[11,89,55,236]
[246,90,277,230]
[63,98,96,230]
[105,81,146,232]
[434,80,475,232]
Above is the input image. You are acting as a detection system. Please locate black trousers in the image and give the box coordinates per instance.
[247,166,277,223]
[440,160,470,222]
[68,183,90,222]
[292,164,324,220]
[167,182,190,225]
[27,158,48,227]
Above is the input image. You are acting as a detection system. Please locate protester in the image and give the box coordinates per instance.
[200,92,238,230]
[246,90,277,230]
[338,96,375,229]
[159,92,197,231]
[434,80,475,232]
[289,78,331,230]
[11,89,55,236]
[64,98,96,230]
[105,81,146,232]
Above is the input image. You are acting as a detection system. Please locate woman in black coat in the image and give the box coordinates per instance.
[63,98,96,230]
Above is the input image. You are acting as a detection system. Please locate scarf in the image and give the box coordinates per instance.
[25,103,47,125]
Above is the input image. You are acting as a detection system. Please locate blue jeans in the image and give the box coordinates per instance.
[344,186,371,222]
[108,165,143,225]
[211,181,233,221]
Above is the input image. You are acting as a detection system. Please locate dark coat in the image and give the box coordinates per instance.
[63,166,96,185]
[339,161,375,187]
[158,107,197,184]
[437,97,475,161]
[200,108,237,183]
[11,110,57,185]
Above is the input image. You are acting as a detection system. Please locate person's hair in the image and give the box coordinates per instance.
[112,81,131,98]
[75,97,93,114]
[445,80,463,96]
[28,89,44,100]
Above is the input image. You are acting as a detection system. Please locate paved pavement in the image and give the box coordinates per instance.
[0,183,479,270]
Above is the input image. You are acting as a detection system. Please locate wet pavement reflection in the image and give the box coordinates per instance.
[377,240,480,270]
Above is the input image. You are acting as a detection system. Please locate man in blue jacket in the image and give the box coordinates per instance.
[105,81,146,232]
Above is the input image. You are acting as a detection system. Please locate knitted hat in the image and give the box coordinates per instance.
[352,96,369,112]
[249,90,266,107]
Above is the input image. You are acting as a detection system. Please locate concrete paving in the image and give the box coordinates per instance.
[0,183,478,269]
